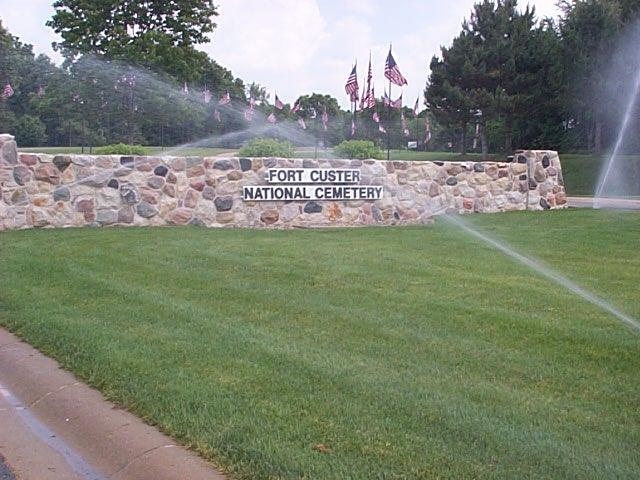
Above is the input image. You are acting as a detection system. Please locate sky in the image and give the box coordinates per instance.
[1,0,561,108]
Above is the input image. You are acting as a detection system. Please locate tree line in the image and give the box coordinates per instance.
[426,0,640,157]
[1,0,639,154]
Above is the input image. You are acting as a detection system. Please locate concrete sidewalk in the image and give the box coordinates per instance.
[0,329,226,480]
[568,196,640,209]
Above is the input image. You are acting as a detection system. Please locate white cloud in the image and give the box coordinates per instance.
[1,0,62,63]
[202,0,327,96]
[1,0,562,108]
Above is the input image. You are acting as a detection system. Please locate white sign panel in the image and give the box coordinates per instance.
[243,185,383,201]
[266,168,360,184]
[242,167,383,202]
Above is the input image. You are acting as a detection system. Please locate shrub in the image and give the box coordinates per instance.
[334,140,383,160]
[94,143,147,155]
[238,137,295,158]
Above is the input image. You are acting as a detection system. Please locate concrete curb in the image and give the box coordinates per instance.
[567,196,640,209]
[0,329,226,480]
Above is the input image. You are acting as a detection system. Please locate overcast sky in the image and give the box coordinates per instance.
[1,0,560,108]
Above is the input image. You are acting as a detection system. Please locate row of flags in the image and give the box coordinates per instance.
[343,46,417,138]
[3,48,431,142]
[180,82,314,128]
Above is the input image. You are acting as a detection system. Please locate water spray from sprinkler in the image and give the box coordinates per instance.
[442,214,640,333]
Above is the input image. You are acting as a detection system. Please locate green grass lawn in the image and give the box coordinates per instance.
[560,154,640,197]
[1,210,638,479]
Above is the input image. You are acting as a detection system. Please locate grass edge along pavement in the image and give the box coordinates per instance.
[0,209,639,479]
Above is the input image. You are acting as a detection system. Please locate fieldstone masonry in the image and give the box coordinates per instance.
[0,134,567,230]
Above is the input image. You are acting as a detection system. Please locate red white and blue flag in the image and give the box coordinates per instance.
[378,123,387,134]
[345,63,359,102]
[297,117,306,130]
[358,80,367,110]
[372,111,380,123]
[384,47,407,86]
[214,109,221,122]
[274,94,284,110]
[425,117,432,143]
[267,112,277,124]
[218,90,230,105]
[2,84,14,99]
[413,97,419,116]
[361,54,375,109]
[401,112,410,136]
[292,101,301,113]
[366,84,376,109]
[391,93,403,109]
[203,88,212,104]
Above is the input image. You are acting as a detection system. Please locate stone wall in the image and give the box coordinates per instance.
[0,134,567,230]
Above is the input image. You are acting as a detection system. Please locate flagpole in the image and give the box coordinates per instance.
[352,99,356,138]
[386,44,392,160]
[314,112,318,159]
[387,78,391,160]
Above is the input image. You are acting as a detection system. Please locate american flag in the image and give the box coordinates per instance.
[297,117,306,130]
[214,109,221,122]
[267,113,277,124]
[384,47,407,86]
[378,123,387,134]
[244,107,254,121]
[218,90,230,105]
[358,80,366,110]
[391,94,403,109]
[361,54,374,109]
[292,101,301,113]
[383,90,390,107]
[275,94,284,110]
[249,96,256,108]
[203,88,212,104]
[345,63,359,102]
[372,111,380,123]
[366,84,376,109]
[413,97,419,116]
[309,108,317,119]
[2,84,14,99]
[402,113,410,137]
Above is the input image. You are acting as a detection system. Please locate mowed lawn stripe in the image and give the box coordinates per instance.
[0,210,638,479]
